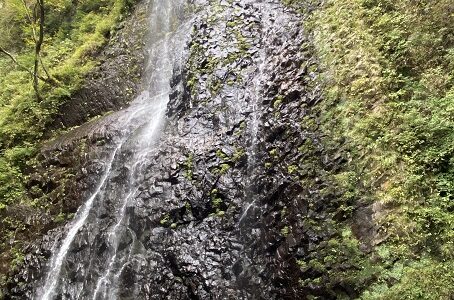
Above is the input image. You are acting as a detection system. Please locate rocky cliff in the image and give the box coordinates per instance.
[3,0,369,299]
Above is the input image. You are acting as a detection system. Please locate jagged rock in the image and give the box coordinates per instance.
[3,0,351,299]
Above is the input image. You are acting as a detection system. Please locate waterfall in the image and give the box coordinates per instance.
[35,0,191,299]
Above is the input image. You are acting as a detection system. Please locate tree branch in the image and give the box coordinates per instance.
[1,0,57,98]
[0,47,56,85]
[0,47,34,77]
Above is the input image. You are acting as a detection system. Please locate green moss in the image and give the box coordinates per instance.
[280,206,287,218]
[209,78,222,94]
[273,95,283,109]
[215,163,230,175]
[296,259,307,269]
[183,153,194,180]
[185,201,192,213]
[216,149,228,160]
[210,188,226,216]
[212,197,222,209]
[281,226,290,237]
[226,21,238,28]
[287,165,298,174]
[160,213,170,226]
[232,147,245,162]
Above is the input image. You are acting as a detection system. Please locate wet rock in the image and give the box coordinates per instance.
[3,0,351,299]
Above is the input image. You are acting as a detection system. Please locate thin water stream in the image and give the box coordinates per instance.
[35,0,191,299]
[238,1,271,227]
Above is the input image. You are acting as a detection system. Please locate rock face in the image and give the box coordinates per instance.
[4,0,350,299]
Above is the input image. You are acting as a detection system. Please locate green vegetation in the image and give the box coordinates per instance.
[216,149,228,160]
[280,226,290,237]
[210,188,225,216]
[0,0,137,286]
[232,147,245,162]
[282,0,454,298]
[1,0,452,297]
[183,152,194,180]
[273,95,283,109]
[0,0,137,208]
[160,213,170,226]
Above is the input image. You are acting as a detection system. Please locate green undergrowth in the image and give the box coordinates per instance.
[285,0,454,298]
[0,0,137,210]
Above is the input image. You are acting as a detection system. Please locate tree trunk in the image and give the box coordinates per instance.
[33,0,45,101]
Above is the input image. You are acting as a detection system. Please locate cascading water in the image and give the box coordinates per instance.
[35,0,191,299]
[238,2,272,227]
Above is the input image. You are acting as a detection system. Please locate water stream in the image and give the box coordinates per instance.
[35,0,191,299]
[238,2,271,227]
